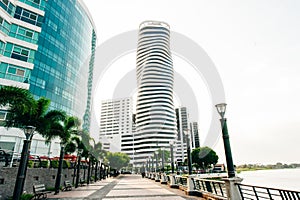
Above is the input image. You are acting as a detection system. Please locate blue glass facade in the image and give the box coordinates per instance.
[29,0,96,123]
[0,0,96,130]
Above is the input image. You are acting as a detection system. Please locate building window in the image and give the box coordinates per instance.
[0,111,6,120]
[32,0,40,5]
[17,27,34,39]
[7,66,25,77]
[14,6,43,27]
[11,46,29,62]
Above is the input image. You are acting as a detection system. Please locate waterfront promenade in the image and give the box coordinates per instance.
[48,174,203,200]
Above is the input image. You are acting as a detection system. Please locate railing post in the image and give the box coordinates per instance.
[155,172,160,182]
[169,174,178,188]
[160,173,168,184]
[223,177,243,200]
[186,175,197,196]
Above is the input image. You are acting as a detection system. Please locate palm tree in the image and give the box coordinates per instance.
[44,115,81,194]
[0,86,65,132]
[0,86,66,198]
[0,86,35,117]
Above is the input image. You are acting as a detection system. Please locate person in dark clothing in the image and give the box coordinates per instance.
[141,171,145,178]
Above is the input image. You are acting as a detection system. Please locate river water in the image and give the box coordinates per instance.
[238,168,300,191]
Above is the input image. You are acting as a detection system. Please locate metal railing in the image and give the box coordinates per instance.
[175,175,187,189]
[237,183,300,200]
[193,177,227,198]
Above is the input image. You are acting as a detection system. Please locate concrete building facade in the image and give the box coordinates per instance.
[99,98,134,154]
[134,21,177,166]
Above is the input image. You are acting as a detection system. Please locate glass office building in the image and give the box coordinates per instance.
[0,0,96,126]
[0,0,96,163]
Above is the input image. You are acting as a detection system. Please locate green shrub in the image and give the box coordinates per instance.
[51,160,71,168]
[46,187,56,191]
[28,160,34,168]
[21,194,34,200]
[41,160,49,168]
[63,160,71,169]
[51,160,59,168]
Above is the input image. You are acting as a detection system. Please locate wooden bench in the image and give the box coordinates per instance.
[62,180,72,191]
[31,184,51,199]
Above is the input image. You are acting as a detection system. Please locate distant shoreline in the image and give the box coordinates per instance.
[237,166,300,173]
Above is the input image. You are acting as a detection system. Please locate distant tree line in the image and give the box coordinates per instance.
[237,162,300,172]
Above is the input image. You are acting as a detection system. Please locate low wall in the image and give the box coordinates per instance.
[0,167,84,200]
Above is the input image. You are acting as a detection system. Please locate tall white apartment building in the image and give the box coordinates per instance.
[99,98,133,154]
[135,21,177,165]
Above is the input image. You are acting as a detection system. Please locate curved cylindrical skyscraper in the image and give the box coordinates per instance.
[135,21,177,165]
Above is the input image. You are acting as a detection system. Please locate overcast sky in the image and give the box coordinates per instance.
[83,0,300,165]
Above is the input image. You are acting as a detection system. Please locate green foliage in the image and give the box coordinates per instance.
[20,193,33,200]
[50,160,71,168]
[0,86,67,143]
[106,152,130,170]
[51,160,59,168]
[40,160,49,168]
[156,148,170,162]
[46,187,56,191]
[63,160,71,168]
[191,146,219,169]
[28,160,34,168]
[0,86,35,116]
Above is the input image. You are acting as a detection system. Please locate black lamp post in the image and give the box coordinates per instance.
[75,148,83,188]
[54,142,65,194]
[215,103,235,178]
[148,156,151,172]
[13,126,36,200]
[87,153,91,184]
[155,151,158,172]
[151,156,154,172]
[161,147,165,172]
[94,159,99,182]
[99,162,103,180]
[184,130,192,175]
[169,141,175,174]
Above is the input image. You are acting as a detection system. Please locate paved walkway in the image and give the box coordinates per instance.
[48,175,203,200]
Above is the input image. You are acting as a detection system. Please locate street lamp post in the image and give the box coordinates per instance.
[169,141,175,173]
[148,157,151,172]
[161,147,165,172]
[75,149,83,188]
[155,151,158,172]
[215,103,236,178]
[151,156,154,172]
[95,159,99,182]
[99,162,103,180]
[184,130,192,175]
[87,153,92,184]
[13,126,36,200]
[54,142,65,194]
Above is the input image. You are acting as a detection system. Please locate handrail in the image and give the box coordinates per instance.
[193,177,227,198]
[236,183,300,200]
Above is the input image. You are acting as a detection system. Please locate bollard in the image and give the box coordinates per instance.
[186,175,198,196]
[160,173,168,184]
[169,174,179,188]
[151,173,155,180]
[223,177,243,200]
[155,173,160,182]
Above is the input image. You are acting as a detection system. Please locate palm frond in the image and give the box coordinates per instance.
[35,97,51,118]
[0,86,35,113]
